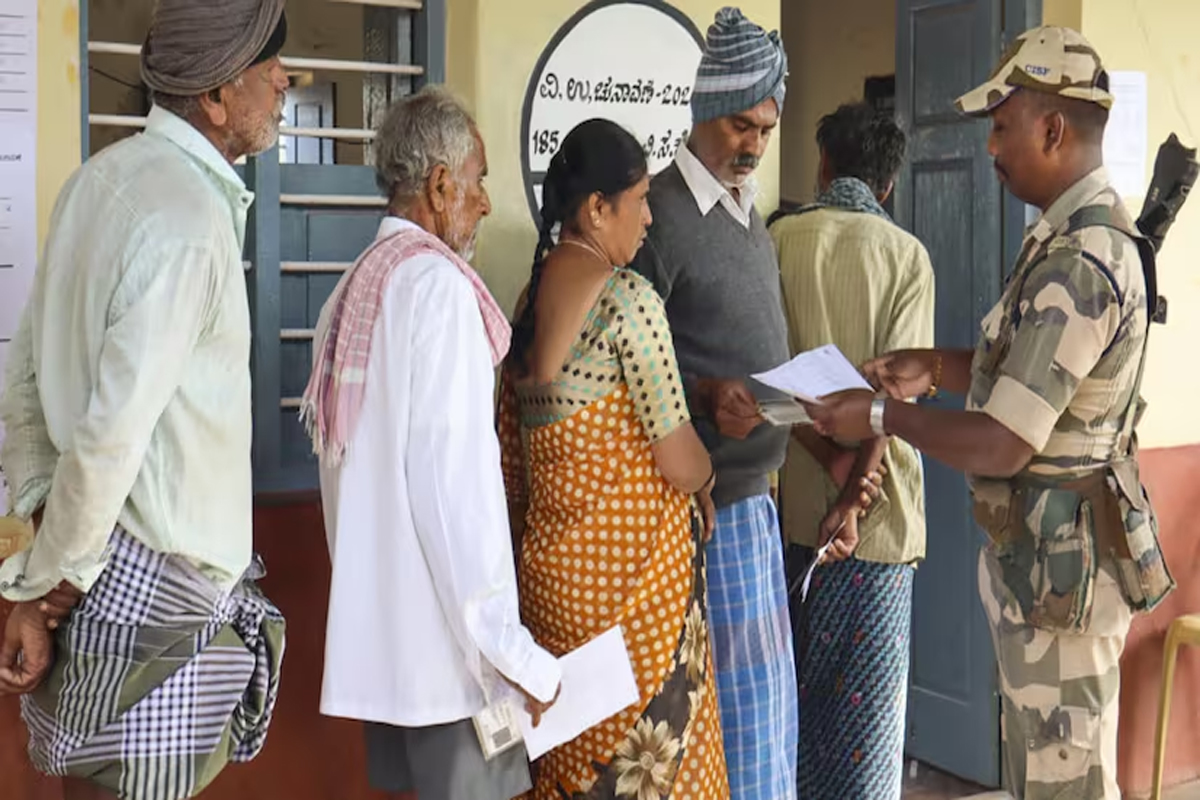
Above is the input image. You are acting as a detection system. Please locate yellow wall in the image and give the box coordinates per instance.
[37,0,82,243]
[1042,0,1083,29]
[448,0,784,315]
[1068,0,1200,449]
[779,0,895,203]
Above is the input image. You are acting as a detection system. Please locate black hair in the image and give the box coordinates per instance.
[816,102,907,195]
[508,118,648,372]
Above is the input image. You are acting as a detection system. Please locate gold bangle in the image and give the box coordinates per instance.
[927,354,943,398]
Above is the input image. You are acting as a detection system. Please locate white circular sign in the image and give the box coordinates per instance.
[521,1,704,224]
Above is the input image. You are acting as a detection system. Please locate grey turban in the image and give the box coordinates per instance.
[141,0,288,96]
[691,7,788,124]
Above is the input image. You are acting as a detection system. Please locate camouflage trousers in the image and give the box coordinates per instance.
[978,548,1132,800]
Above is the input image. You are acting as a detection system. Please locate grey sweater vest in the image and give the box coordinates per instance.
[630,164,790,509]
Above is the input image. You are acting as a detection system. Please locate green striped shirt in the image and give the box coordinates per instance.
[771,206,935,565]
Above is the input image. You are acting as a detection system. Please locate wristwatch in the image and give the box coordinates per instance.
[869,398,888,437]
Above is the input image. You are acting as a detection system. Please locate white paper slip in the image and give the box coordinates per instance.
[514,626,639,760]
[751,344,872,404]
[787,524,842,603]
[799,540,834,602]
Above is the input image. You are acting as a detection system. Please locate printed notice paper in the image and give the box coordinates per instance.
[0,0,39,509]
[751,344,872,405]
[512,626,639,760]
[1103,71,1149,200]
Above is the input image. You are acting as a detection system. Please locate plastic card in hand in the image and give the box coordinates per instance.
[758,398,812,427]
[472,698,524,761]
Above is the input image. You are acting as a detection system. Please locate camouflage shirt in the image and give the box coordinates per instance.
[968,168,1148,485]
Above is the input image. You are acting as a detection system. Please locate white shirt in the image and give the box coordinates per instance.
[675,143,759,228]
[0,106,254,601]
[316,217,561,727]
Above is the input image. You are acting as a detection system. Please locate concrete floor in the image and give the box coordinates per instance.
[901,760,989,799]
[900,760,1200,800]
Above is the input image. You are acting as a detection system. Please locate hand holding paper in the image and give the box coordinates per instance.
[511,626,639,760]
[751,344,872,405]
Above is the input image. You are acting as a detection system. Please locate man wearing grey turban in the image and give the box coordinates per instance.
[630,7,798,800]
[0,2,290,799]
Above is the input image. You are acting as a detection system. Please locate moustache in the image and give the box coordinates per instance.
[733,153,759,170]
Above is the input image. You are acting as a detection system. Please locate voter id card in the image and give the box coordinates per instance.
[472,699,523,761]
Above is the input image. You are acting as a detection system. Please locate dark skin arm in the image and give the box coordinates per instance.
[883,400,1035,479]
[819,435,889,561]
[693,378,762,440]
[803,391,1035,479]
[809,345,1034,478]
[790,425,849,481]
[863,348,976,398]
[0,507,86,696]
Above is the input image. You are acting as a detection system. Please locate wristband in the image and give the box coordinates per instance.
[870,398,888,437]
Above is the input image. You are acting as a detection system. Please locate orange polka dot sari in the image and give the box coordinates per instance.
[499,271,729,800]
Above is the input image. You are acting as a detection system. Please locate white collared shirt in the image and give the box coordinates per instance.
[1,106,254,601]
[315,218,561,727]
[674,143,759,228]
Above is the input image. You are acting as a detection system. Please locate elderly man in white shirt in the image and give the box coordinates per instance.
[301,86,561,800]
[0,2,290,799]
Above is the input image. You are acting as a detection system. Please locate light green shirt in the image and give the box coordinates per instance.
[1,106,255,600]
[772,206,934,565]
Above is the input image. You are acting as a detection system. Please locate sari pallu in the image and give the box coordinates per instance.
[499,271,729,800]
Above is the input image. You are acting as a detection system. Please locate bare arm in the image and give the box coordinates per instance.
[651,423,713,494]
[931,348,977,395]
[864,347,976,399]
[883,400,1033,478]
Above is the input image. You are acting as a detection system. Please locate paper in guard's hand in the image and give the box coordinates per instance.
[0,515,34,559]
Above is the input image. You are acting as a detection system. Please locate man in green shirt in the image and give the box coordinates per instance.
[771,102,934,799]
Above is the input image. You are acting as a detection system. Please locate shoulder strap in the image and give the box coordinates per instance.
[1063,205,1160,455]
[1114,235,1160,455]
[1065,205,1165,325]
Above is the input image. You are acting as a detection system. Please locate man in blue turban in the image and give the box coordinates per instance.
[630,8,798,799]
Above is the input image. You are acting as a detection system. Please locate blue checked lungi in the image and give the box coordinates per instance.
[20,529,286,800]
[709,494,798,800]
[796,557,913,800]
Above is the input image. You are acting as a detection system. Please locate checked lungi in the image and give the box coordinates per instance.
[709,494,798,800]
[20,529,286,800]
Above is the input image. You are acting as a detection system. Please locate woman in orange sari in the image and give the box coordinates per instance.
[499,119,729,800]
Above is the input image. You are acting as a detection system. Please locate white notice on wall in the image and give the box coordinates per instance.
[0,0,39,508]
[1103,71,1148,200]
[521,2,704,222]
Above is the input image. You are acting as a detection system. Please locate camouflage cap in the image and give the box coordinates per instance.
[955,26,1113,117]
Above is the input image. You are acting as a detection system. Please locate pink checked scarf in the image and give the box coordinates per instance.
[300,225,511,465]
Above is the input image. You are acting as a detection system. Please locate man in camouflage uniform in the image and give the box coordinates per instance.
[801,26,1174,799]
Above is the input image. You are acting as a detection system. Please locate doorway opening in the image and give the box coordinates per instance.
[777,0,1024,789]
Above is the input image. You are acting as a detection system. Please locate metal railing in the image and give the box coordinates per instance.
[86,40,424,141]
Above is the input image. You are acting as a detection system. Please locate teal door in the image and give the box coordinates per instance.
[240,4,444,495]
[895,0,1041,786]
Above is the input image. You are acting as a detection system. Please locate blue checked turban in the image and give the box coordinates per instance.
[691,7,788,125]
